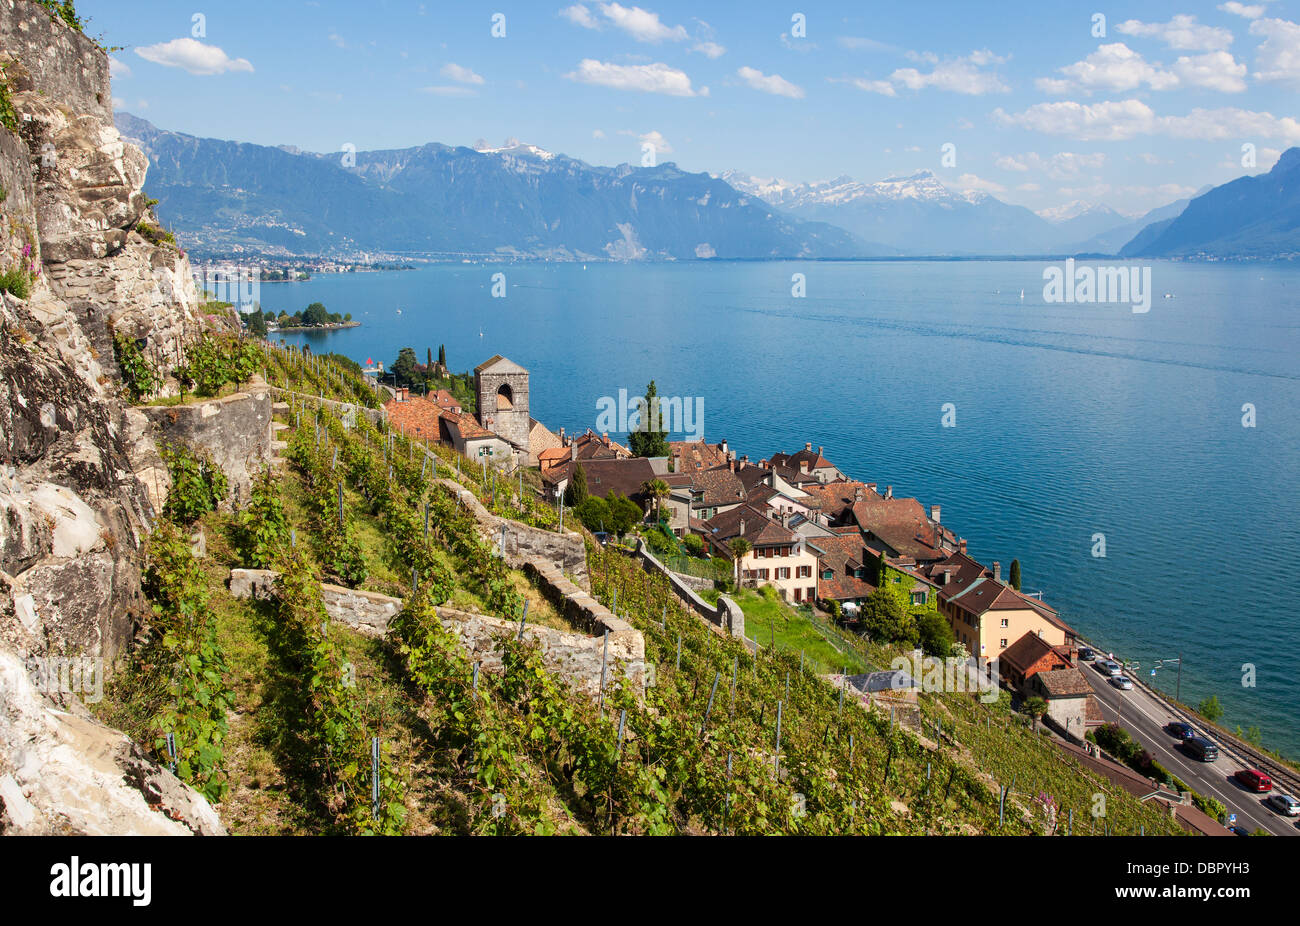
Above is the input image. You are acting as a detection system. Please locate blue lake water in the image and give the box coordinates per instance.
[267,260,1300,755]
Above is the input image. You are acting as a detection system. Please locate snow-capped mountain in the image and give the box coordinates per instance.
[721,168,1060,256]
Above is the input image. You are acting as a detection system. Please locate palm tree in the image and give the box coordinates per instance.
[729,537,752,588]
[1024,696,1049,732]
[641,478,670,525]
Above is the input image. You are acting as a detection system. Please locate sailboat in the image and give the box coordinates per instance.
[1019,289,1025,300]
[396,306,403,315]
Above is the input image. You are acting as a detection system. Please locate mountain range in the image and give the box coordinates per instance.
[115,113,870,261]
[116,114,1299,262]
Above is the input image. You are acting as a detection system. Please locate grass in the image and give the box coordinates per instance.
[701,586,872,676]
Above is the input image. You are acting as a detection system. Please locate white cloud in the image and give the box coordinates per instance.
[1172,51,1247,92]
[692,41,726,58]
[109,57,131,79]
[420,85,476,97]
[736,66,804,98]
[1250,17,1300,87]
[592,128,606,138]
[1037,43,1179,93]
[135,38,254,75]
[328,33,346,49]
[847,77,897,96]
[1115,14,1233,51]
[565,59,703,96]
[995,99,1300,143]
[956,173,1006,194]
[620,128,673,154]
[560,4,599,28]
[1218,2,1267,20]
[1037,44,1246,94]
[995,151,1106,179]
[598,3,688,42]
[1139,152,1169,164]
[888,49,1010,94]
[440,63,484,85]
[1016,182,1041,192]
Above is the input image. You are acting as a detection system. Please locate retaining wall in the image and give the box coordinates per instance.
[627,540,744,639]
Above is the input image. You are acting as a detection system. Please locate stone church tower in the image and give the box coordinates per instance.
[474,355,531,450]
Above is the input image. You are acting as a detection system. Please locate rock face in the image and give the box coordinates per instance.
[0,1,223,834]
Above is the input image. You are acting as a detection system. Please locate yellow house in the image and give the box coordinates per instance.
[925,551,1075,659]
[699,503,820,604]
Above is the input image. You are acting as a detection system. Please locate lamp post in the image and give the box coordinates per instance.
[1150,654,1183,702]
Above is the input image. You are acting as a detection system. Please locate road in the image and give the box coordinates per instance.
[1082,659,1299,837]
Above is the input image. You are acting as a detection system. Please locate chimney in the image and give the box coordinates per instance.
[729,458,735,472]
[930,504,941,524]
[760,459,768,468]
[817,446,823,459]
[781,512,789,528]
[942,569,952,586]
[570,444,578,462]
[805,442,812,452]
[885,485,893,499]
[559,427,565,442]
[720,439,728,455]
[741,455,749,464]
[800,461,809,474]
[993,561,1002,583]
[866,483,877,494]
[959,539,967,554]
[739,518,746,536]
[854,487,864,502]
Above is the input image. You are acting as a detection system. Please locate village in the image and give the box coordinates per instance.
[379,353,1100,740]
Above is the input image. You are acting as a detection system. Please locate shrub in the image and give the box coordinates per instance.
[916,609,954,657]
[112,331,160,401]
[0,265,32,299]
[161,443,228,524]
[682,533,704,556]
[135,220,177,248]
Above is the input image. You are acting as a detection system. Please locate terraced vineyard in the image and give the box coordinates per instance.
[102,345,1193,835]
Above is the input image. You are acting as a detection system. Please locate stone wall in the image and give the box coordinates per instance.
[230,566,646,699]
[142,385,274,501]
[436,478,589,589]
[269,387,386,428]
[629,539,745,639]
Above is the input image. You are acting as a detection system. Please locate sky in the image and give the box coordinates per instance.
[85,0,1300,217]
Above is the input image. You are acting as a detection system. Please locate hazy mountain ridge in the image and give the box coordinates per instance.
[116,114,873,260]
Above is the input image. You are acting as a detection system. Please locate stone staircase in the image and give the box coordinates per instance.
[269,401,290,467]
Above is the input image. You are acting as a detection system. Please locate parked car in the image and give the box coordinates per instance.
[1227,824,1250,836]
[1235,769,1273,793]
[1185,736,1220,762]
[1095,660,1123,677]
[1078,647,1096,662]
[1109,675,1134,690]
[1166,721,1197,740]
[1265,793,1300,816]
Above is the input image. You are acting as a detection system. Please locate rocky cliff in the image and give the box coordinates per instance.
[0,0,225,835]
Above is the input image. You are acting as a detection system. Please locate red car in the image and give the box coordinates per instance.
[1235,769,1273,792]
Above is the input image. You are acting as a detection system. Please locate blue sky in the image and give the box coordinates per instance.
[87,0,1300,216]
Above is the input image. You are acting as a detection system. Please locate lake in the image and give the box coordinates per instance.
[266,259,1300,756]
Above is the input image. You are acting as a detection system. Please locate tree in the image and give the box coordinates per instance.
[343,312,352,322]
[1197,695,1224,723]
[244,309,267,337]
[302,301,331,326]
[565,463,589,506]
[427,347,434,370]
[628,380,670,458]
[728,537,752,586]
[642,478,670,523]
[263,310,276,321]
[1023,696,1049,732]
[605,492,641,536]
[860,585,915,643]
[575,496,609,534]
[916,610,955,657]
[392,347,419,387]
[682,533,704,556]
[1009,559,1022,591]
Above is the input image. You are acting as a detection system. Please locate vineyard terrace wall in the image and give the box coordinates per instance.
[229,566,646,699]
[628,539,745,640]
[436,478,589,590]
[141,385,274,502]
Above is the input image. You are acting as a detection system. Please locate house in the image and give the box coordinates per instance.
[922,550,1076,660]
[567,428,632,461]
[999,631,1071,688]
[698,503,819,604]
[684,464,747,521]
[768,443,845,483]
[668,438,729,473]
[527,417,562,466]
[1025,667,1095,739]
[805,534,880,612]
[543,456,658,509]
[430,388,462,415]
[661,473,695,537]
